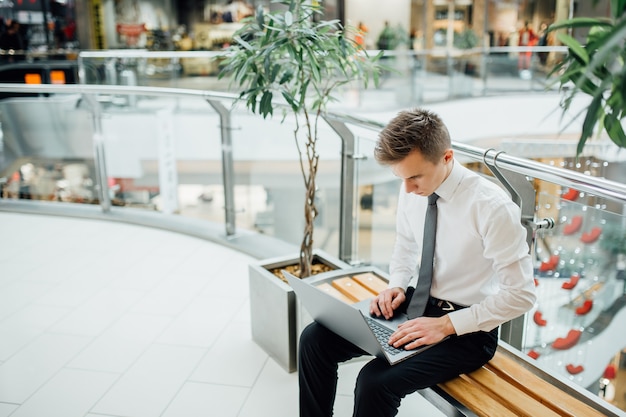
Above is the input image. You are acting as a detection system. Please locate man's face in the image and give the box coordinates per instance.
[391,148,453,196]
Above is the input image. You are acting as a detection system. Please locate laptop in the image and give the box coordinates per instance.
[284,270,440,365]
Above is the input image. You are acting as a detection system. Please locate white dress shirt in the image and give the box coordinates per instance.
[388,160,536,335]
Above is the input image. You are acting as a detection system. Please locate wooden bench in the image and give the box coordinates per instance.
[316,272,618,416]
[420,341,617,417]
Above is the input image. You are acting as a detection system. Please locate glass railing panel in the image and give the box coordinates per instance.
[228,109,342,254]
[350,134,399,269]
[482,47,566,93]
[100,94,225,223]
[526,189,625,394]
[76,48,567,113]
[78,51,229,92]
[0,91,229,225]
[0,93,98,203]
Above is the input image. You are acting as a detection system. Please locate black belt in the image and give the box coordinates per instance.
[428,296,467,311]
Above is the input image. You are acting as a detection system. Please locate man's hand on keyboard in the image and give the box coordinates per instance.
[369,287,406,320]
[389,315,455,349]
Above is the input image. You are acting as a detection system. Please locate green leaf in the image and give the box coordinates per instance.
[279,70,293,85]
[582,18,626,85]
[578,92,604,156]
[605,112,626,147]
[285,11,293,26]
[556,33,589,64]
[281,91,299,112]
[259,91,273,118]
[270,64,281,83]
[548,17,613,32]
[255,5,265,27]
[233,35,254,52]
[611,0,626,19]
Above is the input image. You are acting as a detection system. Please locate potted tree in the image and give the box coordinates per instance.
[548,0,626,156]
[218,0,383,371]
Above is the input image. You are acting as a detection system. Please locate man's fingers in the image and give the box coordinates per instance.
[369,297,382,316]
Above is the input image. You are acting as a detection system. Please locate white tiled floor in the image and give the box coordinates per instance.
[0,212,443,417]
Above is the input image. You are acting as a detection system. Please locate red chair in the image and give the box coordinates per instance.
[563,215,582,235]
[575,299,593,315]
[562,188,579,201]
[552,329,582,350]
[580,227,602,244]
[533,311,547,326]
[561,274,580,290]
[566,364,584,374]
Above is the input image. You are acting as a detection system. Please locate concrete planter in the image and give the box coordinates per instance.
[248,250,350,373]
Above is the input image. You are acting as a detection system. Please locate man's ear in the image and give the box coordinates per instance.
[443,149,454,163]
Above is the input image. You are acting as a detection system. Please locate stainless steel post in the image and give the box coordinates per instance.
[325,117,357,263]
[207,99,236,236]
[83,93,111,212]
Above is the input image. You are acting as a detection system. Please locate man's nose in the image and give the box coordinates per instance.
[404,180,416,193]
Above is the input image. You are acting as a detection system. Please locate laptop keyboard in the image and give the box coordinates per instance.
[364,316,405,355]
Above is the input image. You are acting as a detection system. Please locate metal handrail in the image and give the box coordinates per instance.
[2,82,624,226]
[76,46,569,59]
[0,82,238,101]
[324,112,626,204]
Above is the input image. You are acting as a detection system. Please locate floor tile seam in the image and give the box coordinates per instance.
[0,281,59,324]
[169,312,250,385]
[183,378,256,390]
[81,360,144,417]
[155,345,220,417]
[132,267,232,313]
[147,340,214,352]
[81,344,205,417]
[143,288,239,347]
[2,348,119,415]
[44,291,174,376]
[58,367,124,417]
[0,279,101,363]
[0,303,79,363]
[23,261,142,337]
[80,409,128,417]
[0,287,74,327]
[235,356,272,417]
[178,317,233,362]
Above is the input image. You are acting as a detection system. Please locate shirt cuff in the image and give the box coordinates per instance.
[447,308,478,335]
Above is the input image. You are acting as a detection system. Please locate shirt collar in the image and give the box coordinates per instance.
[434,159,465,202]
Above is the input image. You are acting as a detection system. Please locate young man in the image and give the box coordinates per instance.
[298,108,536,417]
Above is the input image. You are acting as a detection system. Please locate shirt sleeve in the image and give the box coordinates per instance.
[449,259,536,334]
[448,198,537,335]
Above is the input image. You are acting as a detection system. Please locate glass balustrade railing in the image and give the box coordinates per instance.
[0,85,342,255]
[0,82,624,414]
[76,47,568,110]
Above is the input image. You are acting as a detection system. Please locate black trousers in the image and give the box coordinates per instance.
[298,297,498,417]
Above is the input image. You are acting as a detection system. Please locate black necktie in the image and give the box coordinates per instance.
[407,193,439,319]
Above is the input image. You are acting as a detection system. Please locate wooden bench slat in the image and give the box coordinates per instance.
[437,349,607,417]
[315,282,354,304]
[462,367,561,417]
[352,272,388,294]
[439,374,519,417]
[330,277,375,302]
[485,352,605,417]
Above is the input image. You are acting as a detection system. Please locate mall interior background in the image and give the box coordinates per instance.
[1,0,626,415]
